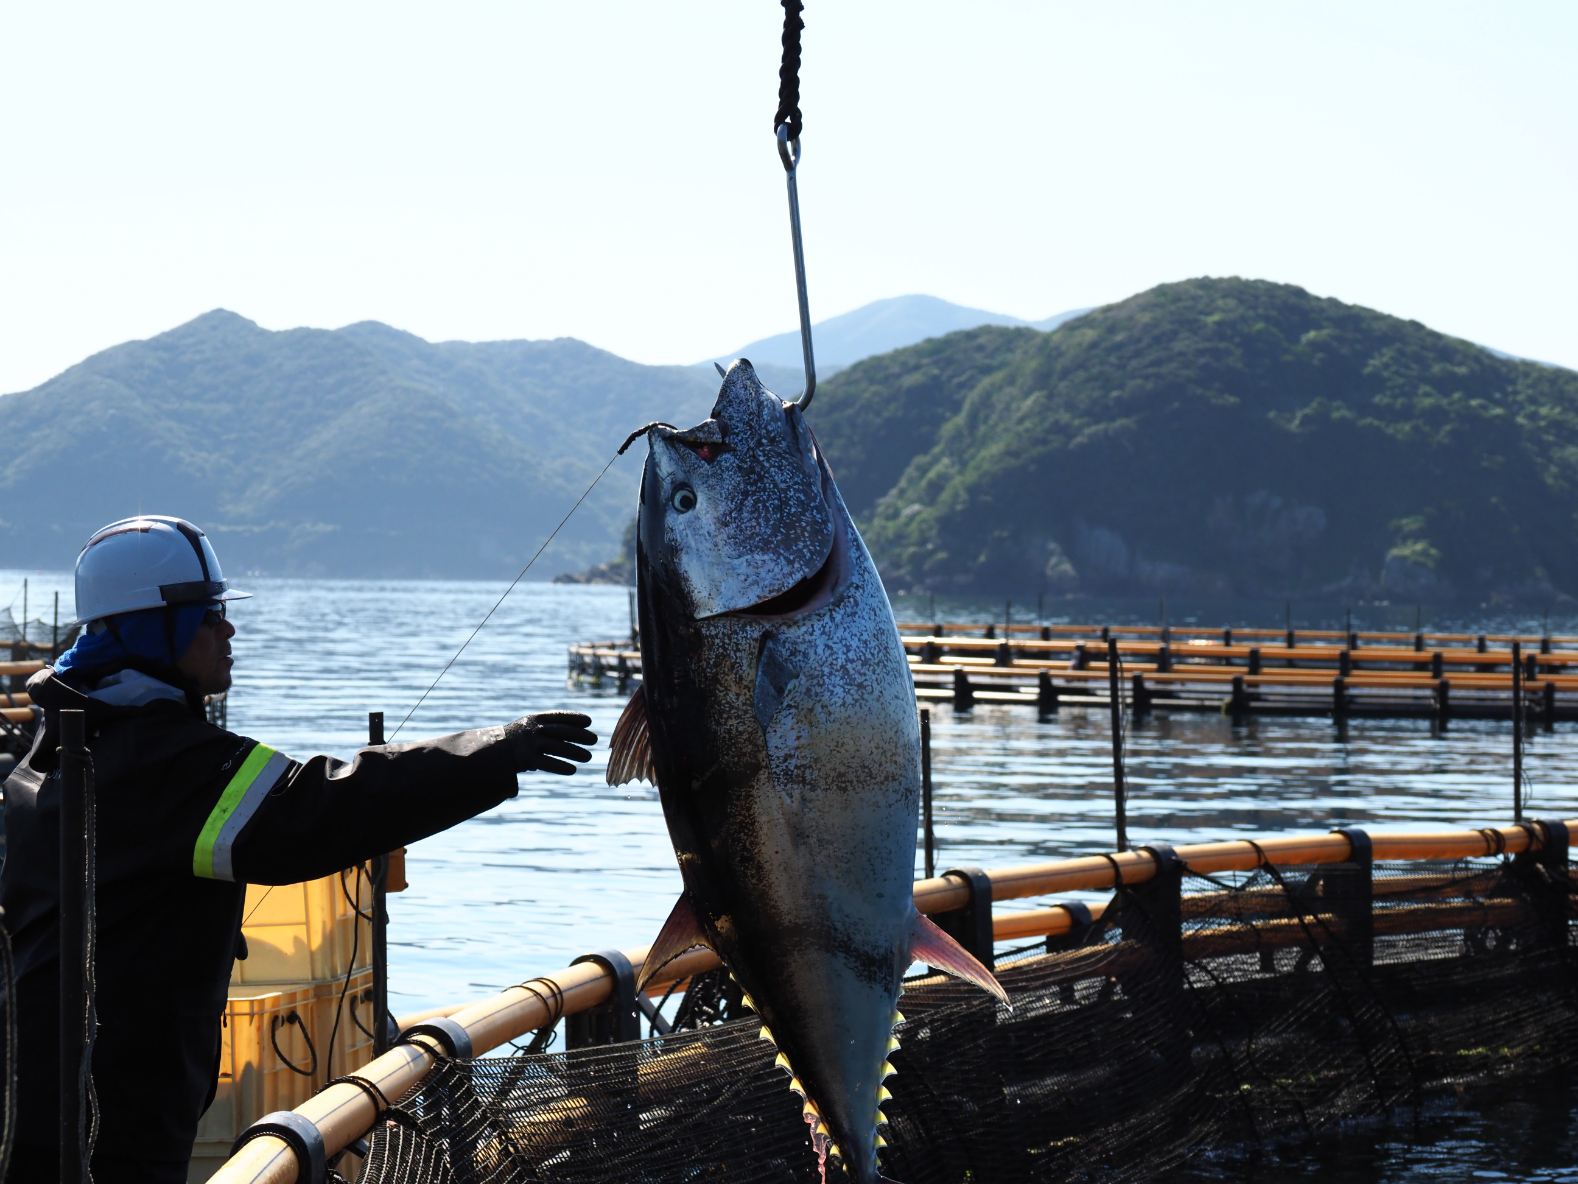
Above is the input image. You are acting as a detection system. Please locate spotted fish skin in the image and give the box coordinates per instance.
[634,361,917,1183]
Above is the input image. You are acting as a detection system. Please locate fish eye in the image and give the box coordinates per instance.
[671,485,697,513]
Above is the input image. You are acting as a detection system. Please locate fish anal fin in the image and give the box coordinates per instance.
[911,913,1011,1006]
[606,684,656,786]
[635,892,710,992]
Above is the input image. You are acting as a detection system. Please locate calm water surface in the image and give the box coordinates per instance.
[5,571,1576,1182]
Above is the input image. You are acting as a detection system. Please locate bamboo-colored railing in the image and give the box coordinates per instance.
[210,818,1573,1184]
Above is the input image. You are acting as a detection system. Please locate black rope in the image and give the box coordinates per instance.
[326,864,367,1085]
[1478,827,1508,858]
[774,0,804,141]
[511,975,567,1052]
[0,908,15,1183]
[1244,840,1424,1113]
[80,743,100,1158]
[390,445,625,741]
[322,1073,391,1122]
[350,988,377,1043]
[650,977,682,1039]
[342,864,376,924]
[272,1013,319,1077]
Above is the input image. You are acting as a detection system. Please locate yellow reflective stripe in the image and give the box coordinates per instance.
[193,744,286,880]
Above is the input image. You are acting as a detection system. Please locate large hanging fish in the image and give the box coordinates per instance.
[608,360,1006,1184]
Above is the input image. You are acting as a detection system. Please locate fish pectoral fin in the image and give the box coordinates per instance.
[606,684,656,786]
[635,893,711,992]
[911,913,1011,1006]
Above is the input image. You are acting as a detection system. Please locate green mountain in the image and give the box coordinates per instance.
[811,278,1578,603]
[0,311,717,577]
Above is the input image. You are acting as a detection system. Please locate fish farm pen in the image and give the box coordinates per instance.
[211,818,1578,1184]
[568,622,1578,723]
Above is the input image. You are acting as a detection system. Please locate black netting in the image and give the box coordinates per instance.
[356,854,1578,1184]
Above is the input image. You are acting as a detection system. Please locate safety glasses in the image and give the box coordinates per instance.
[201,603,228,628]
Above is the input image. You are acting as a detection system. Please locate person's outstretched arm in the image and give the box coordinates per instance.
[192,712,595,886]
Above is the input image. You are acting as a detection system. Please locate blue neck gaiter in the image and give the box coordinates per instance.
[54,604,212,684]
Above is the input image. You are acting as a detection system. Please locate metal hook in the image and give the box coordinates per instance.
[775,123,816,411]
[776,124,802,173]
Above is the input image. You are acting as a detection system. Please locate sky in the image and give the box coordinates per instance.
[1,1,1574,395]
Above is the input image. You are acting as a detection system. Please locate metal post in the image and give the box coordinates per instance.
[58,709,93,1184]
[920,710,935,880]
[1512,643,1524,823]
[21,580,27,646]
[1107,639,1127,851]
[368,712,391,1055]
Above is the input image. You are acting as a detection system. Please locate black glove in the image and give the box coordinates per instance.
[506,711,597,775]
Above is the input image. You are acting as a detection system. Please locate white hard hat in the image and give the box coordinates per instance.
[73,516,251,627]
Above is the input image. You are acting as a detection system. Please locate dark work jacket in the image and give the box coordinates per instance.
[1,667,521,1166]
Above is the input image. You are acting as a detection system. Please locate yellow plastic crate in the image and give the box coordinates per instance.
[232,870,374,986]
[189,971,376,1181]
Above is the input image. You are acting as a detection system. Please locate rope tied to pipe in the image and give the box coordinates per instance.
[1478,827,1508,858]
[514,976,568,1027]
[321,1074,392,1124]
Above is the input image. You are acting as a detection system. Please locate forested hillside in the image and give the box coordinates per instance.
[10,281,1574,600]
[811,278,1578,603]
[0,312,718,576]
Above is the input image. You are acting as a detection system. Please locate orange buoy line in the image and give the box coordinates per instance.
[209,817,1573,1184]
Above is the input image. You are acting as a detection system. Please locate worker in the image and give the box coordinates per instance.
[0,516,599,1182]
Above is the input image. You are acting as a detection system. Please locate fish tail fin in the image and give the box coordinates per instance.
[635,892,710,992]
[910,913,1011,1006]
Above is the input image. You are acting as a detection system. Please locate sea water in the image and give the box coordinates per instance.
[5,571,1576,1182]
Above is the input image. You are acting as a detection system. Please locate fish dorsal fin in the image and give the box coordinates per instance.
[910,913,1010,1006]
[635,893,711,991]
[606,684,655,786]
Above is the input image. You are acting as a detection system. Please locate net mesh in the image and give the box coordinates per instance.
[353,851,1578,1184]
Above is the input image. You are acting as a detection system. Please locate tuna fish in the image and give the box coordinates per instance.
[607,360,1006,1184]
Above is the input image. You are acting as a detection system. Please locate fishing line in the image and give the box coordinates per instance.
[390,446,626,741]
